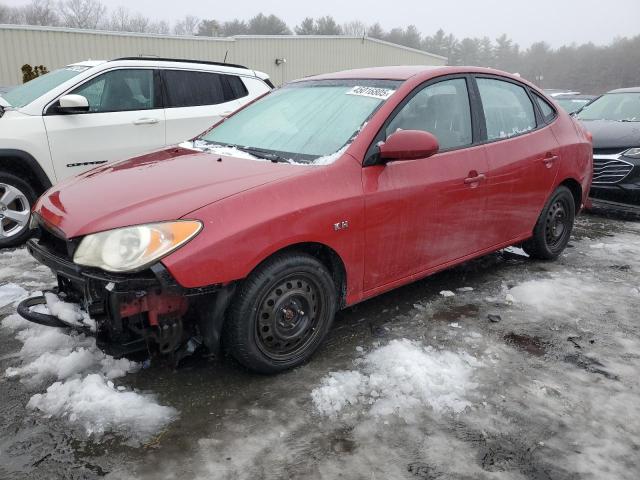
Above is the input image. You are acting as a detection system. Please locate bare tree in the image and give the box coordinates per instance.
[0,4,26,24]
[57,0,106,29]
[342,20,367,36]
[148,20,170,34]
[24,0,59,26]
[173,15,200,36]
[108,6,149,33]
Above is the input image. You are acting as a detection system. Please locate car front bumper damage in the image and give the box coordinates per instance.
[17,233,234,360]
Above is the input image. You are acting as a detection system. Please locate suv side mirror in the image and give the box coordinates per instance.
[57,94,89,114]
[379,130,439,162]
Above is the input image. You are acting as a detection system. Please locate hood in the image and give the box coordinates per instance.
[580,119,640,150]
[35,147,305,238]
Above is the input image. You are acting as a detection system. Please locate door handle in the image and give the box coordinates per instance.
[464,173,486,185]
[133,118,159,125]
[540,153,559,168]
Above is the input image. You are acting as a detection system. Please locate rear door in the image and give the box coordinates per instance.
[362,76,491,291]
[44,68,165,180]
[162,69,250,144]
[475,76,560,245]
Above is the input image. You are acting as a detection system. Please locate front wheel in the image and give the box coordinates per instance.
[224,253,337,374]
[0,172,37,249]
[523,186,575,260]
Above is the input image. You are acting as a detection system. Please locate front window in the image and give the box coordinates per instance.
[2,65,89,108]
[202,79,401,164]
[577,93,640,122]
[556,97,591,114]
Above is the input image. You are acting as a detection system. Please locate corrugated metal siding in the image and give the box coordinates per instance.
[0,26,446,87]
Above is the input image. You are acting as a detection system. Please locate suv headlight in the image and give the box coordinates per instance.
[622,148,640,159]
[73,220,202,272]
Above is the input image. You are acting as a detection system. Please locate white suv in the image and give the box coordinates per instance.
[0,57,272,247]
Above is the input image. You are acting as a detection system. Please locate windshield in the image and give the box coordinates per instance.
[2,65,89,108]
[556,98,591,114]
[201,79,401,164]
[577,92,640,122]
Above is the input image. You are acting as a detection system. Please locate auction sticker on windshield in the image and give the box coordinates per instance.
[346,86,395,100]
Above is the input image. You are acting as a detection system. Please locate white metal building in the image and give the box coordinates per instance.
[0,25,447,86]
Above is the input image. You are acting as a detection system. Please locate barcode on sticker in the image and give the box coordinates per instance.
[346,86,395,100]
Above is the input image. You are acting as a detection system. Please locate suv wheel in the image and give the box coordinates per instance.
[0,172,36,248]
[523,185,575,260]
[224,253,337,374]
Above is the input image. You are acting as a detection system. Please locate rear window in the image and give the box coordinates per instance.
[163,70,248,108]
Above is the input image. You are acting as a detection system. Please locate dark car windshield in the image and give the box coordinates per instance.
[577,92,640,122]
[556,97,591,114]
[201,79,401,164]
[2,65,89,108]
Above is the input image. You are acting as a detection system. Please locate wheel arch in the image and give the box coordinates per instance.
[247,241,348,309]
[0,149,52,195]
[557,177,582,212]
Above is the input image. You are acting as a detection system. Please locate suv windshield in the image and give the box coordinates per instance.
[2,65,89,108]
[202,79,401,164]
[577,92,640,122]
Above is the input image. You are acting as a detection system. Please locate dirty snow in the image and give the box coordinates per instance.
[439,290,455,297]
[0,282,27,308]
[311,339,481,419]
[28,374,177,440]
[2,307,176,442]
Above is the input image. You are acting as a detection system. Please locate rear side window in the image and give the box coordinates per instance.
[385,78,473,150]
[71,69,155,113]
[477,78,536,140]
[533,92,557,123]
[163,70,248,108]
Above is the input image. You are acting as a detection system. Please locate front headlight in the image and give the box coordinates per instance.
[622,147,640,159]
[73,220,202,272]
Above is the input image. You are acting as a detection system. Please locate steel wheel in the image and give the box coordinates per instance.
[523,185,575,260]
[255,274,323,361]
[0,182,30,240]
[544,197,571,250]
[225,252,337,373]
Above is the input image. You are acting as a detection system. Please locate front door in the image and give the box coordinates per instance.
[44,68,165,181]
[362,77,490,291]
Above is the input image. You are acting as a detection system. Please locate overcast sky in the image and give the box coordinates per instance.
[4,0,640,47]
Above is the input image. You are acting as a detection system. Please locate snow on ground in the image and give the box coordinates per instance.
[1,265,177,444]
[311,338,481,419]
[0,282,27,308]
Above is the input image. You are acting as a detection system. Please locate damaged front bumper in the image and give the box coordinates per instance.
[17,230,234,359]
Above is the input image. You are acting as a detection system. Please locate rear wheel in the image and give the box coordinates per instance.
[523,186,575,260]
[224,253,337,374]
[0,172,36,248]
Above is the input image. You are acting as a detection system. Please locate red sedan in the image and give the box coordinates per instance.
[19,66,592,373]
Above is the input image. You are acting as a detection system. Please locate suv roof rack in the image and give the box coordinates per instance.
[111,57,249,70]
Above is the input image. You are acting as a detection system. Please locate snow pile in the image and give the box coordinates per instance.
[311,339,481,419]
[40,292,96,331]
[0,282,28,308]
[28,374,177,440]
[1,314,176,442]
[508,276,598,315]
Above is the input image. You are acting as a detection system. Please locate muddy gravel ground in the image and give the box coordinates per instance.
[1,211,639,480]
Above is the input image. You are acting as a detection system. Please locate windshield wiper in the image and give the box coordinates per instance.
[234,146,290,163]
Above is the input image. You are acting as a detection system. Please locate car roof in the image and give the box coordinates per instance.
[68,60,106,68]
[607,87,640,94]
[294,65,528,83]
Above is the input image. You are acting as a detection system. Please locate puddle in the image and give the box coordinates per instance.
[431,304,479,322]
[503,333,547,357]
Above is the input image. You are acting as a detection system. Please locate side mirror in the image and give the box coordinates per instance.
[378,130,439,162]
[57,94,89,114]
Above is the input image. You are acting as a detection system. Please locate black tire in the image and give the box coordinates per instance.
[224,252,337,374]
[523,186,575,260]
[0,171,37,249]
